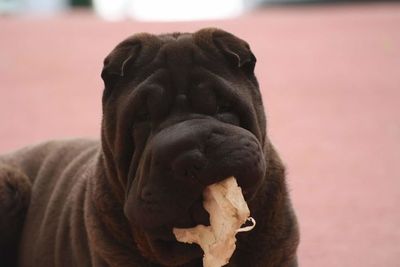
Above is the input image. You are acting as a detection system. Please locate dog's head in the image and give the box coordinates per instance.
[100,28,267,266]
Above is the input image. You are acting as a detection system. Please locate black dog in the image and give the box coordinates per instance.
[0,28,299,267]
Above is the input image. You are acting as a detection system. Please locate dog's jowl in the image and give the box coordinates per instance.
[0,28,299,267]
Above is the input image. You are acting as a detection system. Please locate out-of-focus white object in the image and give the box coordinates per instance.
[92,0,129,21]
[24,0,67,13]
[93,0,246,21]
[129,0,244,21]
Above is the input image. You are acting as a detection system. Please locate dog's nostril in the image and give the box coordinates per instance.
[140,187,155,203]
[179,166,198,181]
[183,169,194,179]
[171,150,206,182]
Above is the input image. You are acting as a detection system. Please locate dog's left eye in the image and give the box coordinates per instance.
[135,110,151,122]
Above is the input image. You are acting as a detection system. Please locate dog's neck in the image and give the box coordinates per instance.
[87,142,296,267]
[84,150,147,266]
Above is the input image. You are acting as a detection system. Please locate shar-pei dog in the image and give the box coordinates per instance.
[0,28,299,267]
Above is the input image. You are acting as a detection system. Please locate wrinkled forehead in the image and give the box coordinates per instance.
[136,32,218,72]
[157,34,201,70]
[102,28,256,95]
[110,32,229,91]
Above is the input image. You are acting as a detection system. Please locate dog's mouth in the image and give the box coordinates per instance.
[148,236,203,266]
[129,197,209,266]
[135,220,204,266]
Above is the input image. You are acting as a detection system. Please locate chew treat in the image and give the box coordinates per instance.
[173,177,256,267]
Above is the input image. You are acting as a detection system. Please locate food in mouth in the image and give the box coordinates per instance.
[173,177,256,267]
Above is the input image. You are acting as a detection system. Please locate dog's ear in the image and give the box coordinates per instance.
[101,41,141,89]
[213,31,256,75]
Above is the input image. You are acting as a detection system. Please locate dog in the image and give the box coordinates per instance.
[0,28,299,267]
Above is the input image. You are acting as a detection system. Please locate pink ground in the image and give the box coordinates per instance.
[1,2,400,266]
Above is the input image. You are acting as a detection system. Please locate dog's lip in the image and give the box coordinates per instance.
[145,230,203,265]
[150,238,203,264]
[148,230,176,242]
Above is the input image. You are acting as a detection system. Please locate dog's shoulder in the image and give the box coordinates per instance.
[0,138,100,182]
[0,139,100,266]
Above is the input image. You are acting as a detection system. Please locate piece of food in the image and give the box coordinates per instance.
[173,177,256,267]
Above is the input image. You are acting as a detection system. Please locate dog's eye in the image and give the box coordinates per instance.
[135,110,150,122]
[216,112,240,126]
[215,101,240,126]
[216,102,232,114]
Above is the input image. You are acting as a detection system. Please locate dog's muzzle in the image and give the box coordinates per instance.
[124,118,265,237]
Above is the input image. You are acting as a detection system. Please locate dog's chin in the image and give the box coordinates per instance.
[147,237,203,266]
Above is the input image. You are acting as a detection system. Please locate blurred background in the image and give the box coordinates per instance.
[1,0,399,266]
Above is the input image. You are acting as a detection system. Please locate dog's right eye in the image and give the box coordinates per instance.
[216,112,240,126]
[216,102,232,114]
[215,101,240,126]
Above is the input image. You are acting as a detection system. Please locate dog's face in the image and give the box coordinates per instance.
[101,28,267,266]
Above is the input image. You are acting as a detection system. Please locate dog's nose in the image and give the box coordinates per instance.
[171,149,206,184]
